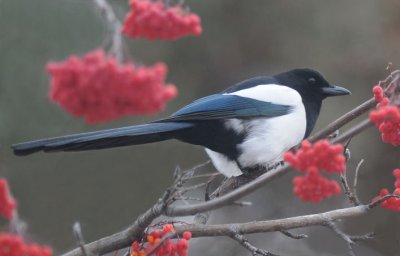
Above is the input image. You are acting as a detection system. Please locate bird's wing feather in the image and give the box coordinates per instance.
[12,122,194,155]
[159,94,292,122]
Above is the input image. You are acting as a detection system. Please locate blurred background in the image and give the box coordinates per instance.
[0,0,399,255]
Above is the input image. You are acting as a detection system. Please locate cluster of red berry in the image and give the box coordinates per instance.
[369,86,400,146]
[122,0,202,40]
[372,169,400,211]
[0,179,17,220]
[0,234,52,256]
[292,169,341,203]
[372,85,390,108]
[131,224,192,256]
[284,140,346,203]
[47,49,177,124]
[0,180,53,256]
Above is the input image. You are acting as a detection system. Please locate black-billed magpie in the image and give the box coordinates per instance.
[12,68,350,177]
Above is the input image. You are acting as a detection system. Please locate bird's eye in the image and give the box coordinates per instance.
[308,77,316,84]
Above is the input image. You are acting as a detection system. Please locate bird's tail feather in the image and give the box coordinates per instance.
[12,122,193,156]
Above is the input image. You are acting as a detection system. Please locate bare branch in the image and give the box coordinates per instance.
[181,172,221,181]
[172,206,368,237]
[231,234,278,256]
[309,69,400,142]
[164,164,292,216]
[61,205,371,256]
[144,231,176,256]
[93,0,123,61]
[353,159,364,198]
[308,98,376,142]
[279,230,308,240]
[340,172,360,206]
[233,201,253,207]
[368,194,400,209]
[61,191,169,256]
[73,222,90,256]
[324,220,374,256]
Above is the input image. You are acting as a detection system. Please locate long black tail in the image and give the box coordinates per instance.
[12,122,193,156]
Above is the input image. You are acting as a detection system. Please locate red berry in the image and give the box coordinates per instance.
[0,179,17,220]
[293,170,341,203]
[369,106,400,146]
[284,140,346,173]
[47,49,177,124]
[162,224,175,234]
[122,0,202,40]
[182,231,192,240]
[0,233,52,256]
[373,86,384,101]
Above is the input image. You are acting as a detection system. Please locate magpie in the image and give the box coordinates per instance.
[12,68,350,177]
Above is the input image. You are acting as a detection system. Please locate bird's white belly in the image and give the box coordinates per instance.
[237,108,306,167]
[205,105,306,177]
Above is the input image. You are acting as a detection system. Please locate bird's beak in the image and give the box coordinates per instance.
[321,85,351,96]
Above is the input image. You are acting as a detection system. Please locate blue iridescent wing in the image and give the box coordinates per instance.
[160,94,292,122]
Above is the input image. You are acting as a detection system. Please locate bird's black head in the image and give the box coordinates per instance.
[274,68,351,100]
[274,68,351,138]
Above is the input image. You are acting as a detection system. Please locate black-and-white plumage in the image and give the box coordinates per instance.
[12,68,350,177]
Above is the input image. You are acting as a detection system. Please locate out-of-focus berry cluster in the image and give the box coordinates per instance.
[0,179,16,220]
[372,169,400,211]
[0,234,52,256]
[48,49,177,124]
[369,86,400,146]
[0,179,53,256]
[131,224,192,256]
[122,0,202,40]
[284,140,346,203]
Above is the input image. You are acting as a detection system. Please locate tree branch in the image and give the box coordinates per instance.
[61,191,169,256]
[231,234,278,256]
[172,206,368,237]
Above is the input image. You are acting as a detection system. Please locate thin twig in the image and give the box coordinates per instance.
[164,164,292,216]
[349,233,375,242]
[181,172,221,181]
[93,0,123,61]
[308,98,376,142]
[353,159,364,200]
[231,234,278,256]
[232,201,253,207]
[176,181,212,193]
[368,194,400,209]
[309,70,399,142]
[279,230,308,239]
[73,222,89,256]
[340,172,359,206]
[182,161,211,178]
[175,196,205,202]
[325,220,356,256]
[144,232,176,256]
[324,220,374,256]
